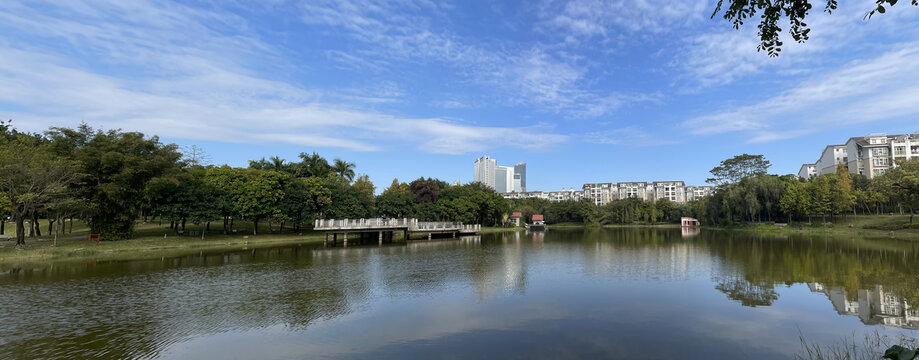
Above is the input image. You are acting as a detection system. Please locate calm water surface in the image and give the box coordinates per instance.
[2,228,919,359]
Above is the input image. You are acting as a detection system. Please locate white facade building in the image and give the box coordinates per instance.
[845,133,919,179]
[473,155,496,189]
[506,180,713,204]
[797,163,817,180]
[685,186,714,202]
[495,165,514,193]
[653,181,686,203]
[815,145,848,176]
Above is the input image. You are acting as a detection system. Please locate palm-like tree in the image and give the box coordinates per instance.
[332,158,356,182]
[298,152,331,178]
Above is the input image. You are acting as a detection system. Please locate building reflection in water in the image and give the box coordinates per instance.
[808,282,919,329]
[681,226,700,238]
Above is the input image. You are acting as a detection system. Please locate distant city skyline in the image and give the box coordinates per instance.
[1,2,918,192]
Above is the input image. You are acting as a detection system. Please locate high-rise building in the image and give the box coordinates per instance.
[495,166,514,193]
[473,155,496,189]
[514,163,526,193]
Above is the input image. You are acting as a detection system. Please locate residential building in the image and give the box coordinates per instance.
[451,179,461,186]
[797,164,816,180]
[495,165,514,193]
[652,181,686,203]
[514,163,526,193]
[547,188,582,202]
[815,144,848,176]
[505,180,712,204]
[685,186,714,202]
[618,182,653,201]
[583,183,615,205]
[473,155,496,189]
[845,133,919,179]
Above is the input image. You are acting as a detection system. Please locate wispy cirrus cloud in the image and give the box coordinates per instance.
[673,0,919,88]
[681,44,919,142]
[0,0,567,154]
[537,0,708,41]
[299,0,653,117]
[585,125,677,146]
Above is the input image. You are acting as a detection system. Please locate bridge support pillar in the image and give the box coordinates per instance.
[404,230,408,241]
[427,233,432,241]
[324,233,328,247]
[378,231,383,246]
[333,233,337,246]
[452,232,455,238]
[343,232,348,247]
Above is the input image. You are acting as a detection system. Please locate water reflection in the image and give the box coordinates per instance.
[808,283,919,329]
[1,229,918,359]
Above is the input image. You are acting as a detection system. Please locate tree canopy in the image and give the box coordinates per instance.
[712,0,918,56]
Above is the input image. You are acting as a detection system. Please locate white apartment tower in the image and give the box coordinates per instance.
[473,156,496,189]
[495,166,514,193]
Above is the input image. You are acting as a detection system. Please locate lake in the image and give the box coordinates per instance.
[2,228,918,359]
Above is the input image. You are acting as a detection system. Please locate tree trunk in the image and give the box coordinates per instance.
[33,213,42,237]
[48,219,54,235]
[1,219,4,235]
[253,219,259,235]
[223,216,228,233]
[69,217,73,233]
[181,218,186,233]
[15,215,26,245]
[206,222,210,231]
[911,210,914,225]
[280,222,284,233]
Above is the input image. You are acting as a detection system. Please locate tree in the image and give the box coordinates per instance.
[885,158,919,223]
[332,158,356,182]
[0,141,79,245]
[236,170,287,235]
[182,145,211,167]
[707,154,771,186]
[0,194,11,235]
[712,0,917,57]
[832,164,856,220]
[409,177,440,203]
[377,179,415,218]
[147,169,222,235]
[46,125,181,239]
[811,175,833,224]
[780,180,811,223]
[298,152,331,178]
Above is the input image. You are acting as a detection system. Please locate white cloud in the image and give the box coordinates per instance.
[585,125,677,146]
[681,44,919,142]
[674,0,919,88]
[539,0,709,40]
[0,0,568,154]
[298,0,653,117]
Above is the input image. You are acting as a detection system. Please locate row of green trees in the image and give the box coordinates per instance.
[0,122,509,245]
[508,154,919,227]
[701,154,919,226]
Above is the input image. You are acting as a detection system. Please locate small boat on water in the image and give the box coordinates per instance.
[527,214,546,230]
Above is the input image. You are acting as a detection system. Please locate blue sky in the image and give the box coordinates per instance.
[2,0,919,191]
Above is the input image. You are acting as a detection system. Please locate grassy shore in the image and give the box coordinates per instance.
[0,221,323,268]
[714,215,919,240]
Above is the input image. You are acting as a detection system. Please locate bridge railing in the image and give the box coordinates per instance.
[314,218,416,230]
[314,218,481,233]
